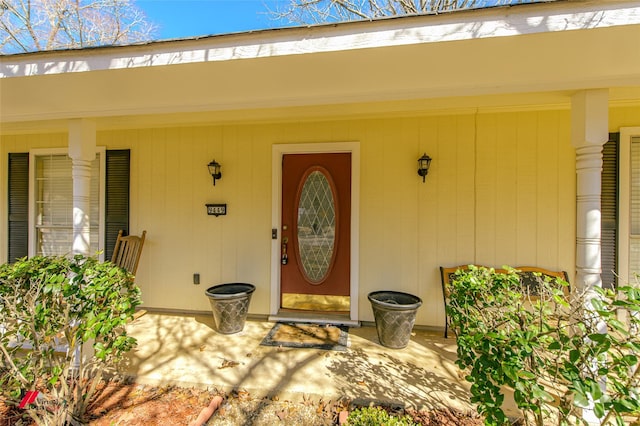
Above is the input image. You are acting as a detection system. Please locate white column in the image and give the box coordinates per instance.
[571,89,609,426]
[571,89,609,293]
[68,119,96,257]
[68,119,98,370]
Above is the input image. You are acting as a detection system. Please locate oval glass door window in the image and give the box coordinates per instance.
[297,170,337,283]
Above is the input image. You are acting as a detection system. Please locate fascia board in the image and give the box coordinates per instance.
[1,0,639,78]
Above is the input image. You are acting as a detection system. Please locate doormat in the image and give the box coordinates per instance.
[260,323,349,351]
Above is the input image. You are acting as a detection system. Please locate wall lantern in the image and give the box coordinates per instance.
[417,153,432,183]
[208,160,222,186]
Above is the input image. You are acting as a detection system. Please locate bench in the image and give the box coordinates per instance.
[439,265,570,338]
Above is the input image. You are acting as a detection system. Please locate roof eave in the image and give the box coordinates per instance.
[2,0,638,78]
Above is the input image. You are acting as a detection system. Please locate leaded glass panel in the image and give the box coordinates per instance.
[297,170,336,283]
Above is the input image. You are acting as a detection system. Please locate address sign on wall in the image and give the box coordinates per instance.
[206,204,227,217]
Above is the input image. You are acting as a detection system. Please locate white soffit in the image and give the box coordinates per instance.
[1,0,639,77]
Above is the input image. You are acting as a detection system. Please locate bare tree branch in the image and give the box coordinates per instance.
[0,0,157,54]
[272,0,546,26]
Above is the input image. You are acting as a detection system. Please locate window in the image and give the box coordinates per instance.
[7,149,129,264]
[619,127,640,286]
[29,148,105,258]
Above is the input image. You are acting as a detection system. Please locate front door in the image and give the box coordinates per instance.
[280,153,351,312]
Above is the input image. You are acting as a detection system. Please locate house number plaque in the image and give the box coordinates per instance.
[206,203,227,217]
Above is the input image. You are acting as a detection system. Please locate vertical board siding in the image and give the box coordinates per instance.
[417,115,439,292]
[516,112,539,265]
[397,118,419,295]
[475,113,498,265]
[536,111,560,268]
[435,115,462,266]
[219,125,238,285]
[359,120,385,312]
[380,119,404,285]
[475,110,572,273]
[1,108,577,328]
[495,113,519,265]
[557,114,575,275]
[455,115,477,263]
[610,106,640,131]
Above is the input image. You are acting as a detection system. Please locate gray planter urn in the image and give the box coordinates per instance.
[205,283,255,334]
[368,290,423,349]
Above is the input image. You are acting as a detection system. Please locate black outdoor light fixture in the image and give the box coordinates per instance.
[417,153,432,183]
[208,159,222,186]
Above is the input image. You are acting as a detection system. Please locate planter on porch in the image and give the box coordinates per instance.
[368,291,422,349]
[205,283,255,334]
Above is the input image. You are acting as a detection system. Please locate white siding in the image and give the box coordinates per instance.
[10,105,640,327]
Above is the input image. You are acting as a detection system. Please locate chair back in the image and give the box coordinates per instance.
[111,230,146,275]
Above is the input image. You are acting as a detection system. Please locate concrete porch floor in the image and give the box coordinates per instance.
[121,311,519,416]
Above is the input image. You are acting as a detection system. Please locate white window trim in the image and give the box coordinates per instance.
[619,127,640,286]
[28,147,106,260]
[270,142,360,323]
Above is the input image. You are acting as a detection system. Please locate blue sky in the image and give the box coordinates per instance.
[136,0,543,41]
[137,0,287,40]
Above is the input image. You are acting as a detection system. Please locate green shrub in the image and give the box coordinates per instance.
[447,265,640,426]
[346,406,417,425]
[0,255,141,425]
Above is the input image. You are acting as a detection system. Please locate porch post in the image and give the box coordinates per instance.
[68,119,98,369]
[571,89,609,425]
[571,89,609,293]
[68,119,96,257]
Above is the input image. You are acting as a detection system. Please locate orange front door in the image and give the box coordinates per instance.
[281,153,351,310]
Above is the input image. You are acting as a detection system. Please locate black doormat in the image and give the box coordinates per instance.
[260,322,349,351]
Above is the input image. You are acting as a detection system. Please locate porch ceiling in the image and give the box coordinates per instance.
[1,0,639,133]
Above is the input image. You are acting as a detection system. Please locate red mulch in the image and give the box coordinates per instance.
[1,382,485,425]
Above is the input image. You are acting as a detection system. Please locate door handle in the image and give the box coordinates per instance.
[281,237,288,265]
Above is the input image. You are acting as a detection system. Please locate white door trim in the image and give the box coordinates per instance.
[270,142,360,322]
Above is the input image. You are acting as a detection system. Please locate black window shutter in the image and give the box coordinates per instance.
[601,133,619,289]
[7,153,29,263]
[105,150,130,261]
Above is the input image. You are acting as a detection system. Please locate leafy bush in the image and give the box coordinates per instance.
[346,406,417,425]
[0,255,141,425]
[447,265,640,426]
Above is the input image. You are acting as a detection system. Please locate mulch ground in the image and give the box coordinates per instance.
[1,382,485,425]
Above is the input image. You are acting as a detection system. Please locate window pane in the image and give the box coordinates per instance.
[631,137,640,235]
[35,154,101,256]
[630,236,640,278]
[36,155,72,227]
[630,136,640,279]
[37,228,73,256]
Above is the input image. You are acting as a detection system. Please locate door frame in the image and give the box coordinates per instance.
[270,142,360,322]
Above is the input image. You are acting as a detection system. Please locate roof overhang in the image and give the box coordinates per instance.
[1,0,639,133]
